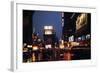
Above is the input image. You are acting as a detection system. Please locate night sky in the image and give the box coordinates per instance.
[32,11,62,40]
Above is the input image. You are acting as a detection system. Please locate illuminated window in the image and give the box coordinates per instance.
[44,26,53,35]
[45,44,52,49]
[44,26,53,30]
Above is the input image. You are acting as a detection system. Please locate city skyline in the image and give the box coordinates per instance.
[23,10,91,63]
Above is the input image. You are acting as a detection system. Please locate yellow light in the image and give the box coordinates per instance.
[27,45,32,48]
[32,53,35,62]
[76,13,87,30]
[59,44,64,49]
[61,40,64,44]
[32,46,38,50]
[45,30,52,35]
[70,42,79,46]
[23,48,28,52]
[45,44,52,48]
[59,40,64,49]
